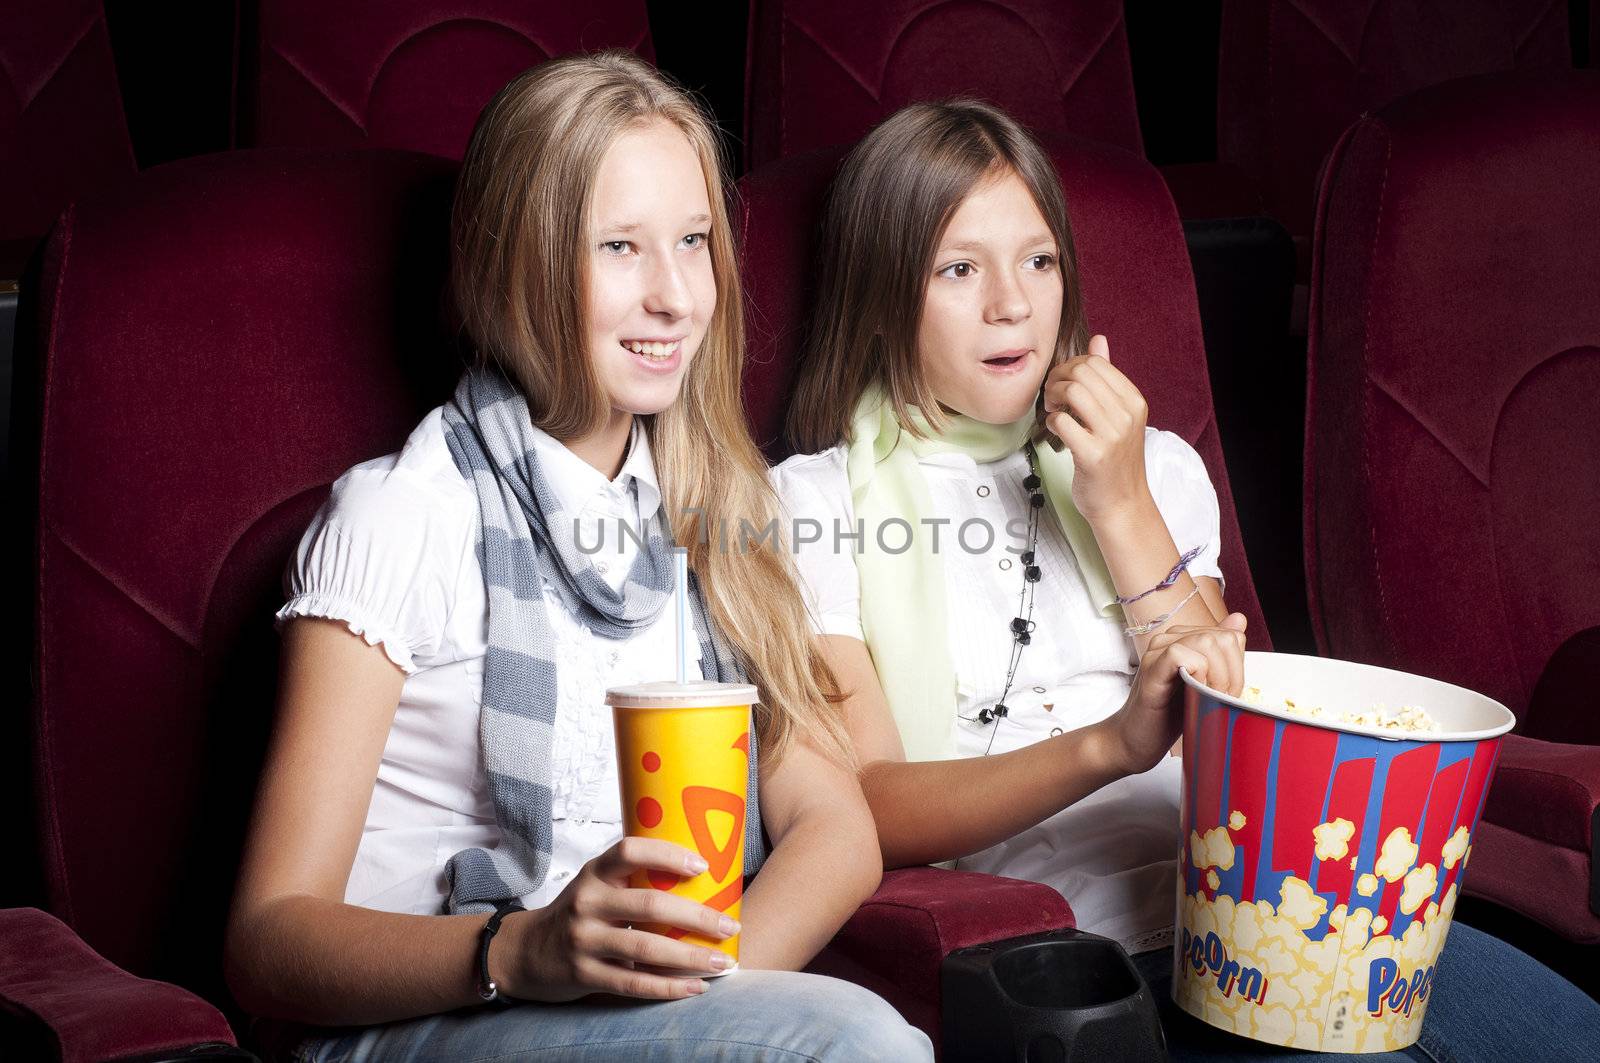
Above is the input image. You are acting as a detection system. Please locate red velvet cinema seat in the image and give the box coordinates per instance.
[235,1,654,159]
[1305,71,1600,965]
[1218,0,1573,275]
[5,146,1086,1058]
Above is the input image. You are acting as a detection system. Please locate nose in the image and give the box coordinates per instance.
[643,251,694,321]
[983,267,1031,326]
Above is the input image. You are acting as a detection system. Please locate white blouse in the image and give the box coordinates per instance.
[770,428,1224,952]
[277,408,701,916]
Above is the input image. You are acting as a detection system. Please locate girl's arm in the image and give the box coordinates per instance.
[735,731,884,970]
[1042,335,1224,654]
[226,619,734,1025]
[821,615,1246,870]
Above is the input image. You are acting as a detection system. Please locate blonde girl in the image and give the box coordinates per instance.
[226,52,930,1062]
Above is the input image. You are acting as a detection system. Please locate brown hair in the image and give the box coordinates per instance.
[788,99,1090,453]
[452,51,847,765]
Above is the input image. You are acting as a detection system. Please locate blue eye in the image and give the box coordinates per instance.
[938,262,974,279]
[681,232,709,250]
[601,240,633,255]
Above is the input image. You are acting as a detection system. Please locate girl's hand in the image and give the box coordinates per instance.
[1042,334,1154,522]
[1102,613,1247,776]
[495,836,740,1002]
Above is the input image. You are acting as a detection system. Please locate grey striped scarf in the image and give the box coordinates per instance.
[440,365,763,915]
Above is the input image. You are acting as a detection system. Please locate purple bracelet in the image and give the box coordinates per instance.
[1116,544,1206,606]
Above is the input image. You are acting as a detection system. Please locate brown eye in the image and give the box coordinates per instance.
[938,261,974,279]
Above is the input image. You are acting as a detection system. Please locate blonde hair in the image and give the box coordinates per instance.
[451,51,847,766]
[788,99,1091,453]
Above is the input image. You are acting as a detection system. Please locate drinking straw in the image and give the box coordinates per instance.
[673,546,689,685]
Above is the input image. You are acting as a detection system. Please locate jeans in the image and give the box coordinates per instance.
[288,969,933,1062]
[1133,922,1600,1062]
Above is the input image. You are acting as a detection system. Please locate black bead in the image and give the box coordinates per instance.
[1016,632,1032,646]
[1030,493,1045,509]
[993,703,1009,718]
[978,708,993,724]
[1025,565,1042,582]
[1010,616,1030,634]
[1023,474,1041,491]
[1020,550,1035,565]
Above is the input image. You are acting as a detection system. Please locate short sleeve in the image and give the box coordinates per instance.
[769,449,866,642]
[276,461,472,674]
[1144,429,1226,590]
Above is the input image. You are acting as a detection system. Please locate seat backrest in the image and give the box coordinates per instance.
[1218,0,1571,245]
[0,0,136,242]
[743,0,1142,170]
[1305,71,1600,716]
[736,136,1270,644]
[24,149,460,1003]
[237,1,654,159]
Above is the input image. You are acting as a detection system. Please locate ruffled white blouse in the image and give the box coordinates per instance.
[277,408,700,915]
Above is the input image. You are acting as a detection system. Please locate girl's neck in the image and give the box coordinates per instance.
[567,408,636,480]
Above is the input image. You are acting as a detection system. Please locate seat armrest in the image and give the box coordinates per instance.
[1481,734,1600,919]
[0,907,239,1063]
[806,867,1073,1049]
[1483,734,1600,853]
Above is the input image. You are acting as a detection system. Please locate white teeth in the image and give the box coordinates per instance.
[624,340,675,360]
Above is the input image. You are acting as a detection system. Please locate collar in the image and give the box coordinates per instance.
[527,418,662,519]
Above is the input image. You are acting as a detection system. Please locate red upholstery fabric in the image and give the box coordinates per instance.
[0,0,136,244]
[238,1,654,159]
[1305,72,1600,942]
[807,868,1074,1049]
[27,148,461,1002]
[0,908,237,1062]
[743,0,1142,169]
[1305,70,1600,720]
[1218,0,1571,265]
[736,137,1271,643]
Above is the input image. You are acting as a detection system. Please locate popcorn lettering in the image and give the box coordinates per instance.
[1180,926,1270,1004]
[1368,958,1435,1019]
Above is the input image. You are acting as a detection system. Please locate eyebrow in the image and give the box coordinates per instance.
[938,232,1056,254]
[598,213,713,234]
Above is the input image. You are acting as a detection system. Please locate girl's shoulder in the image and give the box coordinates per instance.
[1141,426,1215,492]
[769,444,850,513]
[322,407,477,535]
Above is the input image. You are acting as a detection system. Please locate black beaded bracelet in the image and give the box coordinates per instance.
[476,899,525,1003]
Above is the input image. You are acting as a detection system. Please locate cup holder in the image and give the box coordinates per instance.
[941,928,1166,1063]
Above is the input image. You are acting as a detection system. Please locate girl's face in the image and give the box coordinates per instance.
[916,168,1062,425]
[586,118,717,419]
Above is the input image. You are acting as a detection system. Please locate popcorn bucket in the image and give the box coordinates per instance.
[1174,651,1514,1053]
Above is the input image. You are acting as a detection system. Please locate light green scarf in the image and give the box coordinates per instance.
[846,385,1121,761]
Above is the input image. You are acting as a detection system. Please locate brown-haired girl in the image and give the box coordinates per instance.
[775,99,1600,1061]
[225,52,931,1061]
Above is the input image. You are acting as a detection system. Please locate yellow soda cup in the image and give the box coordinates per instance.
[608,680,757,971]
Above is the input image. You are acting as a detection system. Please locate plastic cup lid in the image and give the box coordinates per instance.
[606,680,759,709]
